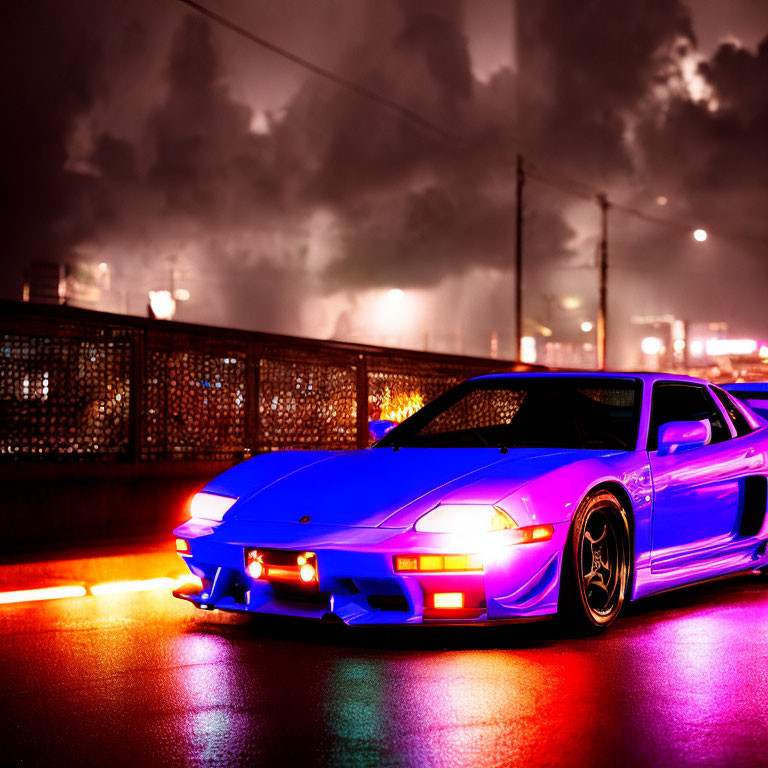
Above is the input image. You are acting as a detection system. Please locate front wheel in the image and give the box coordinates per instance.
[559,490,630,633]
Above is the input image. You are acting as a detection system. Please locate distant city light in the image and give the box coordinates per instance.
[693,229,708,242]
[673,339,686,354]
[98,262,108,272]
[641,337,664,355]
[705,338,758,356]
[580,321,593,333]
[370,287,418,343]
[520,336,536,363]
[562,296,581,310]
[173,288,191,301]
[690,340,704,357]
[540,326,553,337]
[656,196,668,206]
[148,290,176,320]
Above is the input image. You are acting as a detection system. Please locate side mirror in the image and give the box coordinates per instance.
[368,419,398,443]
[657,420,711,456]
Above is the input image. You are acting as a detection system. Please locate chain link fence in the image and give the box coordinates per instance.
[1,302,539,463]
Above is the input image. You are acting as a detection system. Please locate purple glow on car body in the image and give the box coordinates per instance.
[174,372,768,627]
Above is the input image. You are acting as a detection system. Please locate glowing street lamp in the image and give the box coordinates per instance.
[520,336,536,364]
[641,336,664,356]
[580,321,593,333]
[693,229,708,242]
[148,290,176,320]
[562,296,581,310]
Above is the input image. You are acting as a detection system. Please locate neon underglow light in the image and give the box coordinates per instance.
[0,586,87,605]
[91,577,178,596]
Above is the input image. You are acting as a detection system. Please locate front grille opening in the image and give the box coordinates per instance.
[270,582,329,604]
[740,476,767,537]
[368,594,409,612]
[228,577,248,604]
[257,549,306,567]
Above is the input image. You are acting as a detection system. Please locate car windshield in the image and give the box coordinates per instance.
[375,377,642,450]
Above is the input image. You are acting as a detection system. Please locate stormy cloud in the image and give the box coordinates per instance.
[2,0,768,365]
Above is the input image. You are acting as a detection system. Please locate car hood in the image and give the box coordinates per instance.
[208,447,596,529]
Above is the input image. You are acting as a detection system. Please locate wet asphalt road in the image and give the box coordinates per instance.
[1,573,767,768]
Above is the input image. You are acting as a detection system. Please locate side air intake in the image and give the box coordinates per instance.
[740,476,767,538]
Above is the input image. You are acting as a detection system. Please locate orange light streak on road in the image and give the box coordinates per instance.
[0,586,87,605]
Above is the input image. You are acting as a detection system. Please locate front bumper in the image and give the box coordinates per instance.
[173,519,566,625]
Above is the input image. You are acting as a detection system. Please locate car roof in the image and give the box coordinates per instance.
[469,371,712,386]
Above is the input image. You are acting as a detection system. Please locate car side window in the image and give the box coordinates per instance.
[648,383,732,451]
[711,386,754,437]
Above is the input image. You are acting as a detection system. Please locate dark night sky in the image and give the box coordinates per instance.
[2,0,768,367]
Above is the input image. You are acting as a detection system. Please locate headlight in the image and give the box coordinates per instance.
[414,504,517,534]
[189,492,237,522]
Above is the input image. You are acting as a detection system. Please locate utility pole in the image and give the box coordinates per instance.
[596,193,609,370]
[515,154,525,361]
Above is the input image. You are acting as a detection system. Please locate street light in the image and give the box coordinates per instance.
[580,321,593,333]
[148,290,176,320]
[693,229,708,242]
[641,336,664,355]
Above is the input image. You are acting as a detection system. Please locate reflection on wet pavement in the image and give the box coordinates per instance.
[0,573,766,767]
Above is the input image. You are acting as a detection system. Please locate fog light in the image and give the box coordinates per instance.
[299,562,317,583]
[395,556,418,571]
[394,554,483,572]
[247,560,263,579]
[433,592,464,609]
[246,550,264,580]
[513,524,555,544]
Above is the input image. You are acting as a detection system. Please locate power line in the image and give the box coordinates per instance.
[611,201,768,245]
[610,261,768,279]
[171,0,460,146]
[527,167,768,246]
[173,0,768,249]
[526,168,598,202]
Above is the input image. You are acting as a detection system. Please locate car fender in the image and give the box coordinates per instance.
[496,451,654,598]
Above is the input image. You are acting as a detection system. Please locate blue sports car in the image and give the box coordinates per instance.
[173,372,768,632]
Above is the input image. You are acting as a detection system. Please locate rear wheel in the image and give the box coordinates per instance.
[560,490,630,633]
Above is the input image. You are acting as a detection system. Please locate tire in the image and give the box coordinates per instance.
[559,490,630,633]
